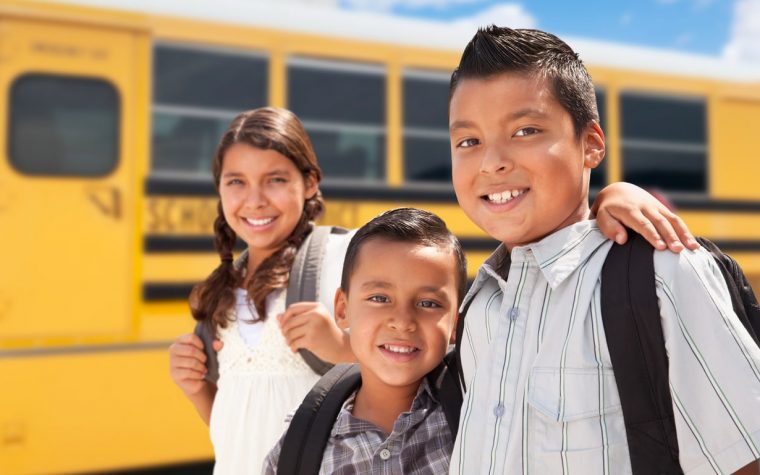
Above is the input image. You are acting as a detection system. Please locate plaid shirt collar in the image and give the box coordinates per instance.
[331,378,438,439]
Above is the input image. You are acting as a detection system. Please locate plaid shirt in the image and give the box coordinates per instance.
[262,379,453,475]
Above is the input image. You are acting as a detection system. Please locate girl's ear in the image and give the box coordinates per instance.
[583,121,606,169]
[334,288,349,330]
[304,172,319,200]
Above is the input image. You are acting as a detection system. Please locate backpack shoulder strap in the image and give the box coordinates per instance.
[695,237,760,346]
[453,300,472,393]
[277,364,361,475]
[194,249,250,384]
[193,321,219,384]
[426,350,463,434]
[287,225,339,375]
[601,232,682,474]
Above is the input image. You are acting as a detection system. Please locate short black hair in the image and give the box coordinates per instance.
[449,26,599,137]
[340,208,468,304]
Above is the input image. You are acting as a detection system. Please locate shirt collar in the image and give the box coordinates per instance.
[331,379,436,438]
[461,220,608,310]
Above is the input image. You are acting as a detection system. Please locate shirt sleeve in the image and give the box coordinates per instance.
[654,248,760,474]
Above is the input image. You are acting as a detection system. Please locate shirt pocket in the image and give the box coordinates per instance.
[526,367,631,474]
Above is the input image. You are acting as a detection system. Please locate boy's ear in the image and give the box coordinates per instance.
[582,121,606,169]
[334,288,349,330]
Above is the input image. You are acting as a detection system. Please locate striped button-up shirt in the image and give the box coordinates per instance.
[263,379,453,475]
[451,219,760,475]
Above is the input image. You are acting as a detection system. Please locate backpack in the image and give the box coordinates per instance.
[275,351,463,475]
[600,232,760,474]
[194,225,350,383]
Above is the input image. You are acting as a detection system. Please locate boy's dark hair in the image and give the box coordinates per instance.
[340,208,468,304]
[450,26,599,137]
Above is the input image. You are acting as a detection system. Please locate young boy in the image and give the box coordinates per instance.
[262,207,467,474]
[449,27,760,474]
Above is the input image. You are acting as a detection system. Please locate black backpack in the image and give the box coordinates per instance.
[600,232,760,474]
[194,225,350,383]
[275,351,463,475]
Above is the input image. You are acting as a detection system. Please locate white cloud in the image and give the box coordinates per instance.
[723,0,760,63]
[342,0,484,12]
[452,3,537,30]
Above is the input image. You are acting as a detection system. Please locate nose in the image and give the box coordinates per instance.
[387,308,417,333]
[479,140,514,175]
[244,185,267,209]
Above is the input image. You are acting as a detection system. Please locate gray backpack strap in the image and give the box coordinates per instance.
[195,250,249,385]
[287,226,342,375]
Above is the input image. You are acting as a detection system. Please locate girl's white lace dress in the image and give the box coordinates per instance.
[208,231,353,474]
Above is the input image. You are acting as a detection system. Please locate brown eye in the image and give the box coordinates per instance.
[457,138,480,148]
[514,127,539,137]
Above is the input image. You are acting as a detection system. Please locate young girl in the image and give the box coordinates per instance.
[169,107,698,474]
[169,107,354,473]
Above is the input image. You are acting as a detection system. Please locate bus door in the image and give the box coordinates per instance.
[0,17,141,341]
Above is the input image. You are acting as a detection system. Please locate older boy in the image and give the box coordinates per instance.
[263,207,466,474]
[449,27,760,474]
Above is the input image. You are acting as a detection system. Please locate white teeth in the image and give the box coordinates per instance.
[244,217,274,226]
[487,189,526,204]
[383,344,416,354]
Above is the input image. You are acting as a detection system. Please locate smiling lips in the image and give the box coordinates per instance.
[243,216,275,227]
[379,343,421,362]
[485,188,528,204]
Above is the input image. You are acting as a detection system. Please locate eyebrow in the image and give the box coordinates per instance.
[509,108,548,121]
[449,120,476,133]
[449,108,548,132]
[220,169,293,179]
[360,281,394,290]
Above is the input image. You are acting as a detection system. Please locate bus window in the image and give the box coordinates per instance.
[151,44,268,174]
[9,74,118,176]
[403,70,451,183]
[591,88,607,189]
[287,57,386,181]
[621,93,707,192]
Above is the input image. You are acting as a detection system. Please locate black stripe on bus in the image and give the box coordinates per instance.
[144,236,246,253]
[143,235,500,254]
[143,283,196,301]
[146,176,760,212]
[143,234,760,255]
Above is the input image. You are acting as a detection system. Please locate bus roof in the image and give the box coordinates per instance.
[44,0,760,82]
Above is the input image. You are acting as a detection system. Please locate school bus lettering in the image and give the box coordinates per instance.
[146,197,218,234]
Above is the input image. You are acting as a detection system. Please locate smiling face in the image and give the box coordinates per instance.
[334,238,458,391]
[219,143,317,266]
[449,72,605,249]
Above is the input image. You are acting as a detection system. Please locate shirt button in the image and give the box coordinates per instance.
[379,448,391,460]
[493,403,505,417]
[508,307,520,320]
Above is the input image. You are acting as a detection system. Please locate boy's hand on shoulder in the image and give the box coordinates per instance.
[168,333,210,396]
[278,302,353,364]
[592,182,699,252]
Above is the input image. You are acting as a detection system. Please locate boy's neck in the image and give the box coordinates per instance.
[352,372,421,435]
[504,204,592,251]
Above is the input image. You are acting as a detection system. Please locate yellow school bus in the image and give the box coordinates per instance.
[1,0,760,473]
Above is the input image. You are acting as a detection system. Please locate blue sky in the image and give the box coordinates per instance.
[337,0,749,60]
